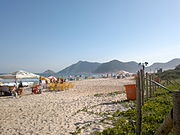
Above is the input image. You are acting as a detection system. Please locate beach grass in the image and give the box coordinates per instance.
[95,85,178,135]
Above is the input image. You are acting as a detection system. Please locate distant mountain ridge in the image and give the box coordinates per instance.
[57,61,101,75]
[38,70,56,77]
[43,70,55,74]
[93,60,139,73]
[146,58,180,72]
[38,58,180,75]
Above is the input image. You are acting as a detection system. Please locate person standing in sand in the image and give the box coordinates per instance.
[17,81,24,96]
[10,84,18,98]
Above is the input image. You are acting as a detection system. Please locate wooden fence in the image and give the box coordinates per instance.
[136,69,180,135]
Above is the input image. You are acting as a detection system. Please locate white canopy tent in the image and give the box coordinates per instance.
[116,70,131,75]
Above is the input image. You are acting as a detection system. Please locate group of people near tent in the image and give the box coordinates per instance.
[12,81,24,97]
[0,70,74,97]
[0,81,25,97]
[39,76,74,91]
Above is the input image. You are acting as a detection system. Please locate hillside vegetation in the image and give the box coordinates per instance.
[37,58,180,76]
[157,64,180,80]
[96,85,179,135]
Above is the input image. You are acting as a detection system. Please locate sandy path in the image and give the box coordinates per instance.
[0,78,135,135]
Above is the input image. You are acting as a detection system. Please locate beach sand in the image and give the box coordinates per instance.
[0,78,135,135]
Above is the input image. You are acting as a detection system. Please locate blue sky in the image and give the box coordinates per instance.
[0,0,180,73]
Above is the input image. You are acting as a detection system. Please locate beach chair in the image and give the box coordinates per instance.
[55,83,61,90]
[64,82,69,90]
[59,83,65,90]
[49,83,55,90]
[53,83,59,90]
[32,85,39,94]
[1,86,11,96]
[68,82,74,88]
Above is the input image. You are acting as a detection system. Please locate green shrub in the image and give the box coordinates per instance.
[96,87,174,135]
[157,64,180,80]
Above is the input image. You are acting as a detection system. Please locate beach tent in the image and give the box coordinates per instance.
[0,70,40,80]
[48,76,57,81]
[116,70,130,75]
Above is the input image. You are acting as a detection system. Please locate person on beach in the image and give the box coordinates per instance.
[60,77,64,84]
[57,77,61,83]
[11,85,18,98]
[45,80,48,88]
[39,77,42,86]
[17,81,24,96]
[18,81,23,88]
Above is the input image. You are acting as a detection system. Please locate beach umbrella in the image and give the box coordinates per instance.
[48,76,57,81]
[0,70,39,79]
[0,82,4,84]
[40,76,49,81]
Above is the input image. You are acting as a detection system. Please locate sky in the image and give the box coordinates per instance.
[0,0,180,73]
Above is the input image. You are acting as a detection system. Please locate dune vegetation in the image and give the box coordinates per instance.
[96,84,180,135]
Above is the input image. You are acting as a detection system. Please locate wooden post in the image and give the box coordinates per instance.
[154,75,157,91]
[149,74,152,97]
[166,80,169,86]
[146,72,148,98]
[152,75,155,95]
[141,69,144,105]
[136,71,142,135]
[173,90,180,135]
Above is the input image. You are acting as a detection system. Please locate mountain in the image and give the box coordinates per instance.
[56,58,180,75]
[58,61,101,75]
[43,70,56,75]
[157,64,180,80]
[146,58,180,72]
[39,70,56,77]
[93,60,139,73]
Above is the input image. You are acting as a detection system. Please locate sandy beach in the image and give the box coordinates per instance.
[0,78,135,135]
